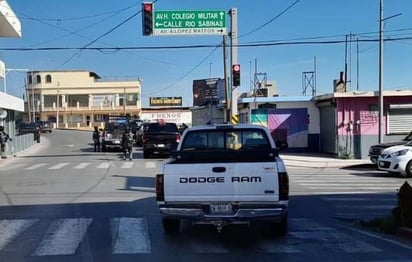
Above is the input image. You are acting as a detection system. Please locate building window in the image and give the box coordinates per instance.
[46,75,52,83]
[28,75,32,84]
[36,75,41,84]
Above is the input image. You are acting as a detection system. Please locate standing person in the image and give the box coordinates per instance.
[121,127,134,160]
[0,126,12,159]
[92,126,101,152]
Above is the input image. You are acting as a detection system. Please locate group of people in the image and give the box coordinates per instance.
[92,126,134,160]
[0,126,12,159]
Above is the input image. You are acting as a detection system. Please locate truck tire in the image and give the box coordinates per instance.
[272,214,288,237]
[162,218,180,234]
[143,150,149,159]
[406,160,412,178]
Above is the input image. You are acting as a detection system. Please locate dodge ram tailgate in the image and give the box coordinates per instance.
[162,162,279,202]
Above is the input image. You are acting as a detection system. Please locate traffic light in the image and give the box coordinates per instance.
[142,2,153,36]
[232,64,240,86]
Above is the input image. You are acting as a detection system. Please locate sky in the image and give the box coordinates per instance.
[1,0,412,107]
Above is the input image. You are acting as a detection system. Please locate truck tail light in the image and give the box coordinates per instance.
[175,134,181,143]
[278,172,289,200]
[156,174,164,201]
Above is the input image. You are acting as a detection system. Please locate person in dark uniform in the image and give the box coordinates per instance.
[121,127,134,160]
[92,126,101,152]
[0,126,11,159]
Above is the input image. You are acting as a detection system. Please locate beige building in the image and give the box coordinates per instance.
[26,70,141,128]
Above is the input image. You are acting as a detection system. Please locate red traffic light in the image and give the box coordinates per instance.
[144,3,152,12]
[232,64,240,72]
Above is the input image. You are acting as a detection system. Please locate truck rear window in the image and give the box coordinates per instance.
[147,123,178,133]
[181,129,271,151]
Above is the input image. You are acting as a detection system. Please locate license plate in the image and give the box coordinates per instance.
[114,140,120,144]
[157,144,165,147]
[210,203,232,214]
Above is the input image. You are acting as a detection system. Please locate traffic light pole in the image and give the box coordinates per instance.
[223,35,230,124]
[230,8,238,123]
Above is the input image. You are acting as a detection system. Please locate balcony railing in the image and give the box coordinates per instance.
[41,105,140,112]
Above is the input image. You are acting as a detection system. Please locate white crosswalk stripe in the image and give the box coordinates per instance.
[0,219,38,250]
[120,162,134,169]
[33,218,92,256]
[111,217,151,254]
[48,163,70,170]
[289,169,406,218]
[0,217,387,256]
[74,162,91,169]
[24,163,47,170]
[97,162,112,169]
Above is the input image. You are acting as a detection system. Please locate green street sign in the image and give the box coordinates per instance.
[153,10,227,36]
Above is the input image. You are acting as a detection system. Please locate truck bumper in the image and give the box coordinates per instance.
[159,204,288,222]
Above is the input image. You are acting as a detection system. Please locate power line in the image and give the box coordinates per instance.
[238,0,301,39]
[3,35,412,52]
[58,0,160,68]
[143,43,222,96]
[16,4,139,22]
[19,9,134,47]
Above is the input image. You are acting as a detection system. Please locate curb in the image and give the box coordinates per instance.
[397,227,412,240]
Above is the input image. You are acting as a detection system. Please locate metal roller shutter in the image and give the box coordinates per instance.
[388,106,412,134]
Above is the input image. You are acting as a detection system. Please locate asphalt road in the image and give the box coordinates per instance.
[0,129,411,262]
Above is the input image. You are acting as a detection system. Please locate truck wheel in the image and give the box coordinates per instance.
[406,160,412,178]
[272,215,288,237]
[143,150,149,159]
[162,218,180,234]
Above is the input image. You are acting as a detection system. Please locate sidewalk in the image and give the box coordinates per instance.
[281,152,372,168]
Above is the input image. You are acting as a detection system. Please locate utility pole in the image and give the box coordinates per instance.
[32,72,35,122]
[378,0,384,144]
[56,81,60,128]
[223,35,230,123]
[229,8,238,124]
[378,0,401,143]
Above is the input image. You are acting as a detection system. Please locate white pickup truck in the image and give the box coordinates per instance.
[155,124,289,235]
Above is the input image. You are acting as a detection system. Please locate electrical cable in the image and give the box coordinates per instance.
[3,35,412,52]
[143,43,222,96]
[238,0,301,39]
[58,0,159,68]
[16,4,138,22]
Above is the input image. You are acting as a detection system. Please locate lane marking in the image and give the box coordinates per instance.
[24,163,47,170]
[33,218,92,256]
[74,162,91,169]
[121,162,134,169]
[111,217,151,254]
[0,219,38,250]
[145,162,157,169]
[48,163,69,170]
[97,162,111,169]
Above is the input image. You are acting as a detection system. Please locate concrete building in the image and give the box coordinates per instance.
[0,0,25,158]
[238,96,320,153]
[26,70,142,128]
[315,90,412,159]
